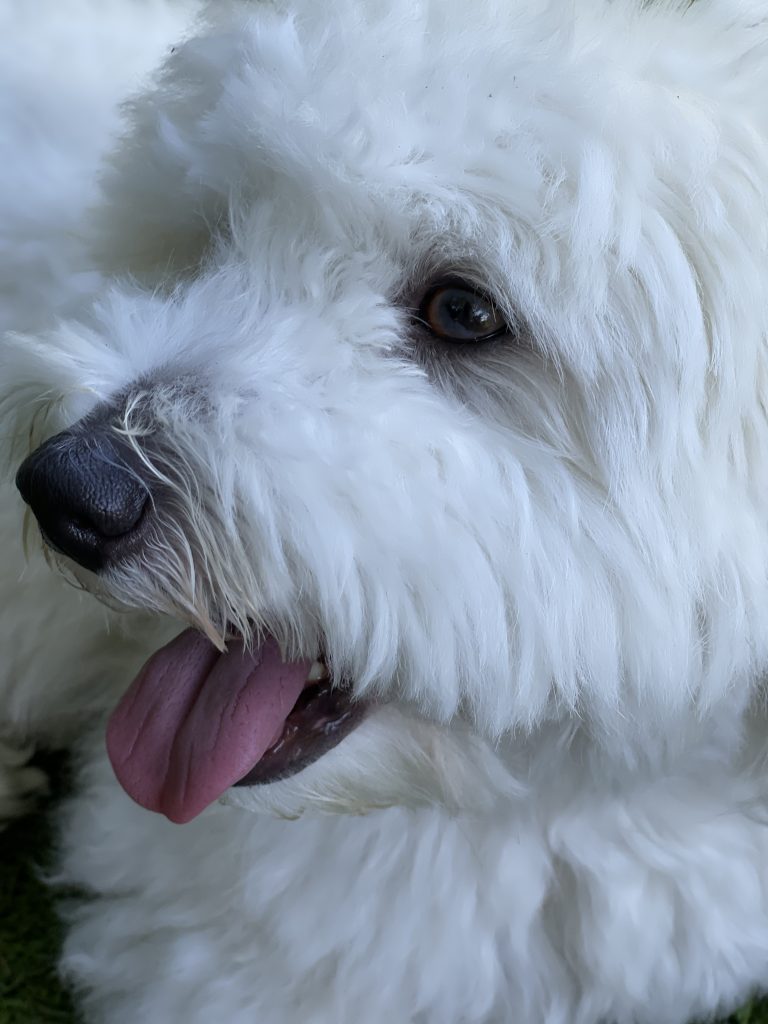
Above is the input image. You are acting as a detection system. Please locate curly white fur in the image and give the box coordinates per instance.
[3,0,768,1021]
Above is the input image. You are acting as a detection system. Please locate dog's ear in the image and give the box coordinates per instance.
[87,22,239,282]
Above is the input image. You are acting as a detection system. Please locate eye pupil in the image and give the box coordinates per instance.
[420,280,506,343]
[447,296,469,321]
[448,295,483,328]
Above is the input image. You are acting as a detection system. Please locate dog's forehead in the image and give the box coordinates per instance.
[101,0,718,306]
[173,0,690,290]
[184,1,602,225]
[78,0,755,420]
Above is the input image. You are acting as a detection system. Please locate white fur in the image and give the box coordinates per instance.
[3,0,768,1020]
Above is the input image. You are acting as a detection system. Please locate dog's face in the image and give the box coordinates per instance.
[7,0,768,820]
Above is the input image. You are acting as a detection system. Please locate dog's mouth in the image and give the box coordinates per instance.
[106,628,367,824]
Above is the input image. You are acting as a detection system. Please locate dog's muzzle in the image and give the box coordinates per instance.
[16,425,150,573]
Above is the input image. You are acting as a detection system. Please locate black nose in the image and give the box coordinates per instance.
[16,428,150,573]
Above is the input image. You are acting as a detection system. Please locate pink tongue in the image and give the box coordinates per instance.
[106,629,310,824]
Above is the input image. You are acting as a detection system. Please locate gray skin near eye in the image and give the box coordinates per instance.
[425,286,507,341]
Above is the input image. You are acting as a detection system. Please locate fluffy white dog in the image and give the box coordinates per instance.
[3,0,768,1021]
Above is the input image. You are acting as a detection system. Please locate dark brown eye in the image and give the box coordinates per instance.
[419,280,507,342]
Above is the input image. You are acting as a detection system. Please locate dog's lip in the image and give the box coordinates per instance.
[221,634,369,789]
[234,675,369,787]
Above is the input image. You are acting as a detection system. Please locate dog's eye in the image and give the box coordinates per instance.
[418,280,507,343]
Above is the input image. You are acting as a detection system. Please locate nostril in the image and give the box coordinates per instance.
[78,480,149,540]
[15,428,152,572]
[68,494,149,540]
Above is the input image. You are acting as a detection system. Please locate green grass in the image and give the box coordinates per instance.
[0,801,77,1024]
[732,1004,768,1024]
[1,776,768,1024]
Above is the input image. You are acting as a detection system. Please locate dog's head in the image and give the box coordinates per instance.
[6,0,768,821]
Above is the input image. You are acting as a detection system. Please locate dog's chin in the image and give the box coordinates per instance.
[221,706,525,819]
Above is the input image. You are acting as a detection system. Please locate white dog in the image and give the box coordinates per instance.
[3,0,768,1020]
